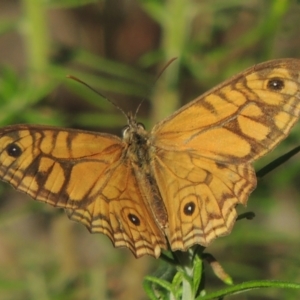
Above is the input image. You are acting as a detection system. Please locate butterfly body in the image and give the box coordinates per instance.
[1,58,300,257]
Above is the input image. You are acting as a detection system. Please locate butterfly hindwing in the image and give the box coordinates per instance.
[152,149,256,250]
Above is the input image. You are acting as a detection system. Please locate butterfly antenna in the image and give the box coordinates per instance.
[67,75,128,120]
[134,57,178,119]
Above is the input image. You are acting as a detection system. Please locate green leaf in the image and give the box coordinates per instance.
[143,279,161,300]
[144,275,176,297]
[197,280,300,300]
[192,255,203,295]
[44,0,100,9]
[171,271,183,298]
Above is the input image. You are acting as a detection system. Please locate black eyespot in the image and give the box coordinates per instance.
[128,213,140,226]
[267,78,284,91]
[183,202,195,216]
[6,143,22,157]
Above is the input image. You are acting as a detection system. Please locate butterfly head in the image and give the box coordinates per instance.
[122,112,148,146]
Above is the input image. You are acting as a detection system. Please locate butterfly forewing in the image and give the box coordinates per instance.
[153,60,300,159]
[0,125,124,204]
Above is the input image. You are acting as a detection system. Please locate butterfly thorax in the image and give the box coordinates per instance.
[122,116,168,230]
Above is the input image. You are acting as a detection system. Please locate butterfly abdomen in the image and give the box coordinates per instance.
[123,121,169,231]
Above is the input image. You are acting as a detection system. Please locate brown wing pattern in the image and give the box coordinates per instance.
[152,58,300,249]
[0,125,166,258]
[152,150,255,250]
[66,159,166,258]
[153,59,300,162]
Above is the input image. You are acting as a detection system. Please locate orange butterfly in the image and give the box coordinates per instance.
[0,58,299,258]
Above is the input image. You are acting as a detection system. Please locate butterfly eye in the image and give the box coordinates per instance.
[6,143,22,158]
[137,122,145,130]
[267,78,284,91]
[128,213,140,226]
[122,125,130,137]
[183,202,195,216]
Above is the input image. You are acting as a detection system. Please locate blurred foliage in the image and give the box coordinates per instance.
[0,0,300,299]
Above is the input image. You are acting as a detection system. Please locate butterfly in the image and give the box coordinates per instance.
[0,58,299,258]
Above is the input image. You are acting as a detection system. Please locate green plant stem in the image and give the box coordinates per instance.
[150,0,193,123]
[21,0,50,82]
[176,250,196,299]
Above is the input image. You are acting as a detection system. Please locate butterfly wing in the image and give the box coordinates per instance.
[0,125,166,257]
[151,58,300,250]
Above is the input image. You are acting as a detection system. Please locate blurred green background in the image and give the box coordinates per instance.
[0,0,300,299]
